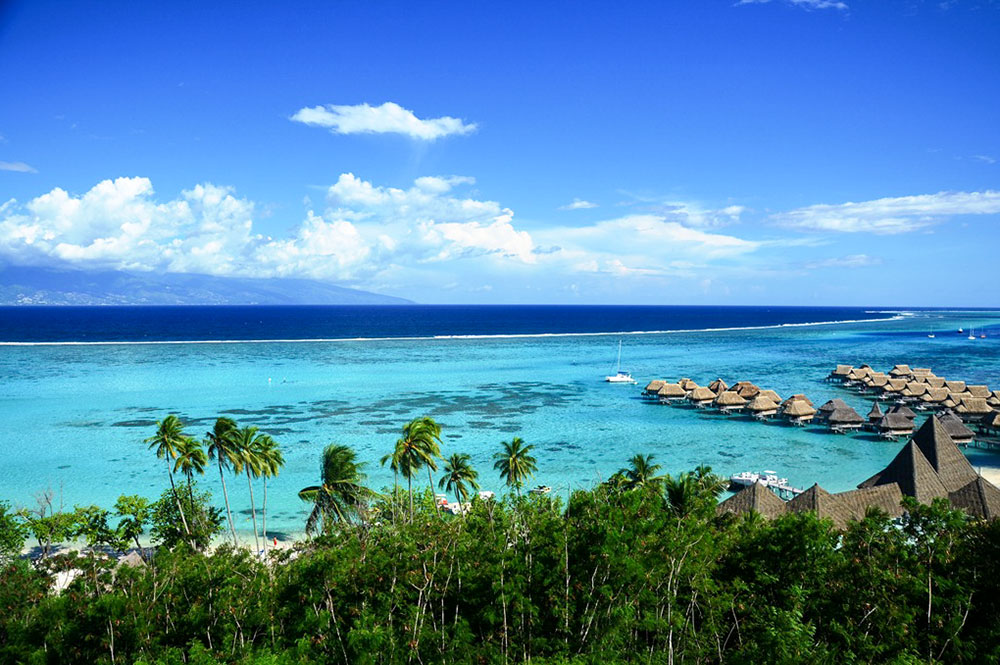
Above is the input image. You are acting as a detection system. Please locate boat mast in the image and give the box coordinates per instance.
[616,339,622,372]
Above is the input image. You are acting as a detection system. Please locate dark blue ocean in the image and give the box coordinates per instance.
[0,305,891,342]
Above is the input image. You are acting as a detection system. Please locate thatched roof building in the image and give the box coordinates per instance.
[830,365,853,379]
[733,381,760,399]
[678,377,699,392]
[911,367,933,378]
[877,413,916,438]
[889,405,916,420]
[657,383,687,401]
[966,385,990,398]
[817,398,851,420]
[757,389,782,403]
[715,390,748,411]
[686,386,717,406]
[643,380,665,395]
[938,411,975,444]
[781,393,814,407]
[988,391,1000,408]
[881,379,908,395]
[787,484,904,529]
[828,406,864,430]
[900,382,928,399]
[746,395,780,418]
[922,376,946,389]
[948,477,1000,521]
[920,388,949,405]
[708,378,729,394]
[955,397,991,420]
[889,364,912,377]
[716,481,787,519]
[783,399,817,423]
[867,401,884,423]
[945,380,967,393]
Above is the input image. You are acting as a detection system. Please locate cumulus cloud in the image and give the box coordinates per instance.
[972,155,996,164]
[737,0,848,9]
[559,198,598,210]
[772,190,1000,234]
[804,254,882,269]
[290,102,477,140]
[0,161,38,173]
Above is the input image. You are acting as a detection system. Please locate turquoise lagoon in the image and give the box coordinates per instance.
[1,309,998,538]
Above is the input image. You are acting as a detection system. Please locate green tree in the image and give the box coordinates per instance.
[232,425,265,552]
[493,436,538,495]
[205,416,241,546]
[145,414,192,539]
[387,417,443,519]
[174,436,208,507]
[298,444,373,536]
[113,494,151,557]
[0,501,27,564]
[255,434,284,552]
[620,453,664,490]
[438,453,480,508]
[149,481,224,550]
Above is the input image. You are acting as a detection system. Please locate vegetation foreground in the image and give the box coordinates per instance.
[1,416,1000,664]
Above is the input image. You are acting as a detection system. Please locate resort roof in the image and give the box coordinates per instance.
[948,477,1000,521]
[901,382,928,397]
[945,380,967,393]
[832,365,853,376]
[783,399,817,417]
[687,386,716,402]
[757,389,782,403]
[788,483,904,529]
[889,364,912,376]
[118,551,146,568]
[679,378,699,391]
[922,377,946,389]
[644,380,665,393]
[871,375,890,387]
[734,383,760,399]
[920,388,949,403]
[883,379,908,393]
[910,416,979,492]
[889,405,916,420]
[818,398,850,414]
[747,395,780,412]
[715,390,748,406]
[716,481,787,520]
[878,413,916,432]
[658,383,686,398]
[938,411,975,440]
[911,367,934,377]
[858,440,950,503]
[782,393,814,407]
[828,406,864,425]
[966,385,990,398]
[867,402,884,419]
[955,397,991,416]
[786,483,833,515]
[708,378,729,393]
[989,390,1000,406]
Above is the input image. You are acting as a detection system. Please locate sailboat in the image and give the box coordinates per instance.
[968,327,976,340]
[605,339,636,383]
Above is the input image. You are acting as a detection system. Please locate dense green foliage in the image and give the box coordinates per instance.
[2,482,1000,664]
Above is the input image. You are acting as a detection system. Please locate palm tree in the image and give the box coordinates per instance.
[298,444,374,536]
[664,472,699,517]
[232,425,265,552]
[389,417,443,519]
[621,453,664,490]
[693,464,727,497]
[145,415,192,538]
[493,437,538,495]
[379,444,411,524]
[173,436,208,504]
[438,453,480,508]
[205,417,240,546]
[255,434,284,552]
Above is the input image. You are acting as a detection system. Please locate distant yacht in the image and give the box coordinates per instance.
[605,339,636,383]
[927,333,935,338]
[968,328,976,340]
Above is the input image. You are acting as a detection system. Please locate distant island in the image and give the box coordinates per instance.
[0,266,412,306]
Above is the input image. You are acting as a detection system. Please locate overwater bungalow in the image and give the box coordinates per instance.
[782,399,817,425]
[867,401,884,425]
[657,382,687,403]
[979,411,1000,437]
[746,395,780,420]
[966,385,991,398]
[920,388,949,408]
[828,406,865,432]
[880,379,908,397]
[686,386,717,408]
[955,397,991,421]
[757,389,782,403]
[816,398,851,422]
[828,365,853,381]
[889,364,912,378]
[988,391,1000,408]
[877,413,916,440]
[732,381,760,400]
[899,382,928,401]
[846,367,873,384]
[945,380,967,393]
[941,394,964,410]
[643,380,666,398]
[678,377,700,392]
[939,411,975,445]
[708,378,729,394]
[921,376,946,389]
[715,390,748,413]
[888,404,916,420]
[781,393,813,408]
[868,375,890,390]
[910,367,934,378]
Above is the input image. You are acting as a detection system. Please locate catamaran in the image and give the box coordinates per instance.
[605,339,636,383]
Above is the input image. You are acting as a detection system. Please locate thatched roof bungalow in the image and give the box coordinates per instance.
[757,389,782,403]
[732,381,760,399]
[828,406,865,431]
[678,377,699,392]
[787,484,904,529]
[716,481,787,520]
[829,365,853,380]
[955,397,992,421]
[643,380,666,397]
[911,367,934,378]
[920,388,949,406]
[945,380,967,393]
[888,405,916,420]
[900,382,928,400]
[686,386,717,407]
[889,364,912,378]
[921,376,946,389]
[715,390,748,412]
[867,401,884,424]
[782,393,814,407]
[816,398,851,422]
[877,413,916,439]
[988,391,1000,408]
[657,383,687,402]
[708,378,729,394]
[938,411,975,444]
[746,395,780,419]
[948,477,1000,521]
[783,399,817,424]
[881,379,908,396]
[966,385,991,398]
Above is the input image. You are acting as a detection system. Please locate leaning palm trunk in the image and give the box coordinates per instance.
[246,468,260,552]
[167,463,191,537]
[408,474,414,521]
[217,458,238,546]
[262,476,268,553]
[427,465,441,518]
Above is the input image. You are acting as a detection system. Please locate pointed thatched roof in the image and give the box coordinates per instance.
[708,378,729,393]
[858,440,949,503]
[871,375,890,388]
[889,405,916,420]
[922,376,946,389]
[687,386,716,402]
[911,367,933,377]
[948,477,1000,520]
[716,481,787,519]
[889,364,912,377]
[945,380,967,393]
[832,365,853,377]
[938,411,975,441]
[783,399,817,417]
[715,390,748,407]
[787,483,905,529]
[658,383,686,398]
[678,377,699,391]
[828,406,864,426]
[878,413,915,433]
[941,394,964,409]
[734,382,760,399]
[867,402,884,420]
[955,397,991,417]
[910,416,978,492]
[988,391,1000,407]
[746,395,779,412]
[757,389,782,403]
[644,380,666,393]
[818,398,850,415]
[921,388,949,404]
[901,382,928,398]
[882,379,908,393]
[966,385,990,398]
[782,393,813,407]
[118,551,146,568]
[787,484,834,514]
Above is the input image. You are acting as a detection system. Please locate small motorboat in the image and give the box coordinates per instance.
[529,485,551,495]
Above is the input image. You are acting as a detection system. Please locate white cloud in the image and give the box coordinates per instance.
[773,190,1000,234]
[737,0,848,10]
[0,161,38,173]
[972,155,996,164]
[559,198,598,210]
[290,102,477,140]
[804,254,882,269]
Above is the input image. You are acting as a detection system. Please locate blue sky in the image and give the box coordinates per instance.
[1,0,998,305]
